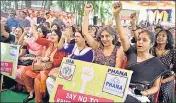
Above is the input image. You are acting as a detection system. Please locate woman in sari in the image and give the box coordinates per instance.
[21,22,67,103]
[14,25,49,92]
[151,29,175,103]
[113,2,166,102]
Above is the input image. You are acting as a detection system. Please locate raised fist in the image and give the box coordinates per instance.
[130,12,136,24]
[23,27,30,34]
[84,3,93,14]
[113,1,122,16]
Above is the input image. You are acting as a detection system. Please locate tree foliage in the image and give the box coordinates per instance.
[56,0,112,25]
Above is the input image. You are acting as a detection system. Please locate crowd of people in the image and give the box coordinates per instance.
[0,2,175,103]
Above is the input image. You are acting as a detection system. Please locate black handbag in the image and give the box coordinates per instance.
[18,59,33,66]
[18,54,36,66]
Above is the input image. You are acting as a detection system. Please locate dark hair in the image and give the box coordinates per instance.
[4,25,11,33]
[37,25,49,38]
[44,22,50,29]
[88,25,92,30]
[73,28,83,38]
[72,26,76,33]
[76,29,84,38]
[92,26,98,36]
[155,26,163,30]
[26,10,30,16]
[51,23,61,31]
[74,29,89,46]
[52,29,62,42]
[21,11,27,15]
[46,12,50,15]
[17,26,24,33]
[168,27,176,31]
[138,30,155,44]
[154,29,174,50]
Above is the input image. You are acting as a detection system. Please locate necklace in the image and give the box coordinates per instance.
[78,45,86,54]
[156,48,167,56]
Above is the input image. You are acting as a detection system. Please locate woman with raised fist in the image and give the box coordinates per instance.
[113,1,166,102]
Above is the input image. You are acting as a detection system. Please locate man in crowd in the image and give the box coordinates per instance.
[45,12,53,25]
[18,11,31,28]
[6,10,19,28]
[37,12,46,24]
[52,14,65,27]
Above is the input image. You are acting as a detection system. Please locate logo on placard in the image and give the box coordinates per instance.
[59,63,76,81]
[1,48,6,55]
[102,73,128,97]
[66,59,74,64]
[9,46,17,60]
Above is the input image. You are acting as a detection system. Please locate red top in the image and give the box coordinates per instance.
[36,37,68,67]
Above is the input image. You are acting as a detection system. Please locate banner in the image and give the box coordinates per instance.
[147,9,172,22]
[120,9,140,20]
[0,43,20,79]
[50,57,133,102]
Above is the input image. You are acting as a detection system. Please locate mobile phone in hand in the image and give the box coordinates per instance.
[134,89,142,95]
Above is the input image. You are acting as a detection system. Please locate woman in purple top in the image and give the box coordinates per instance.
[46,28,94,96]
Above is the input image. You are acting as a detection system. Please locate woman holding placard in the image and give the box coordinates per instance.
[113,1,166,102]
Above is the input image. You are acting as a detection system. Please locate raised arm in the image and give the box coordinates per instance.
[130,12,138,40]
[1,22,10,39]
[82,4,99,50]
[31,19,39,39]
[115,46,125,68]
[57,27,72,49]
[65,26,72,44]
[58,31,67,50]
[113,2,130,52]
[17,27,29,46]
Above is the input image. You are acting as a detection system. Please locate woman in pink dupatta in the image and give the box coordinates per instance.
[21,23,67,102]
[15,25,48,90]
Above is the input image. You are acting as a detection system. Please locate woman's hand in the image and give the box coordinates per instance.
[23,27,30,34]
[141,90,149,96]
[84,3,93,15]
[130,12,136,25]
[61,29,69,40]
[48,68,59,77]
[41,57,50,62]
[113,1,122,16]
